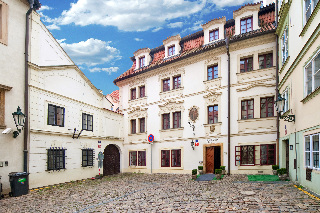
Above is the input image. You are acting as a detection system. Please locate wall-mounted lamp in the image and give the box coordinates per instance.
[275,93,295,122]
[70,128,83,139]
[188,122,195,131]
[12,106,26,138]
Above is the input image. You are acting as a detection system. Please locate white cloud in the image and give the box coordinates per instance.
[55,0,206,31]
[134,38,143,42]
[38,5,53,11]
[152,27,163,32]
[47,24,61,30]
[59,38,121,67]
[56,38,66,44]
[89,67,119,74]
[181,20,203,34]
[210,0,259,8]
[168,22,184,29]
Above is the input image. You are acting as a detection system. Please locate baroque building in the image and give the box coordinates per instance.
[277,0,320,195]
[114,3,277,175]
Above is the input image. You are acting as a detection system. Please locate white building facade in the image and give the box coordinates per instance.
[114,3,278,175]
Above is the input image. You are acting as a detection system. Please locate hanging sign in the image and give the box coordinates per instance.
[148,134,154,143]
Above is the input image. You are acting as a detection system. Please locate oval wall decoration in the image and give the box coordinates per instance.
[189,107,199,122]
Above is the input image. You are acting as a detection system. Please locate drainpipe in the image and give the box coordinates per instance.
[275,0,280,167]
[225,37,231,176]
[24,1,34,173]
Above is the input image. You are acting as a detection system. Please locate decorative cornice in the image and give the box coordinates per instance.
[233,3,261,19]
[202,17,226,30]
[301,86,320,104]
[163,35,181,45]
[0,84,12,91]
[128,76,147,87]
[133,48,151,57]
[158,67,185,81]
[276,0,291,35]
[236,82,276,92]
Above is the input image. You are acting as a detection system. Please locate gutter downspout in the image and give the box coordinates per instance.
[225,37,231,175]
[275,0,280,167]
[24,1,34,173]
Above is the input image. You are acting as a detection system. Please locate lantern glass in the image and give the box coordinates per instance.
[275,94,285,114]
[12,106,26,130]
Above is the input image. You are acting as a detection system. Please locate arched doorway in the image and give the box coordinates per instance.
[103,144,120,176]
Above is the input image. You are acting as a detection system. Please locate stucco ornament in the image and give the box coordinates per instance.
[158,99,184,115]
[188,106,200,122]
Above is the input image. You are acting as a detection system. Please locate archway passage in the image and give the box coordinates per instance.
[103,144,120,176]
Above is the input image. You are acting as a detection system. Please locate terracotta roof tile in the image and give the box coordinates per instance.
[114,3,275,84]
[109,90,119,101]
[233,1,262,13]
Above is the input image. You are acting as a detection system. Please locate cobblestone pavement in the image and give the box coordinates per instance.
[0,173,320,212]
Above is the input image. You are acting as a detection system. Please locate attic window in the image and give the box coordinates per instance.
[139,56,145,68]
[209,29,219,42]
[168,45,175,56]
[240,17,253,34]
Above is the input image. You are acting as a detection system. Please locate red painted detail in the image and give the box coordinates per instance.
[98,145,101,148]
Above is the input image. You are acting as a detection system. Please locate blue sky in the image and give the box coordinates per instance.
[38,0,265,95]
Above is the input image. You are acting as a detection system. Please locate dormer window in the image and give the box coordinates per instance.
[139,56,145,68]
[209,29,219,42]
[241,17,252,34]
[168,45,175,56]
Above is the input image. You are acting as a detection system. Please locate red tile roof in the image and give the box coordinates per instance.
[109,90,119,101]
[114,3,275,84]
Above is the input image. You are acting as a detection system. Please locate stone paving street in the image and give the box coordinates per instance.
[0,173,320,212]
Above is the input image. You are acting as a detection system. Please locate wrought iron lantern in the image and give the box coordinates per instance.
[274,93,295,122]
[191,140,195,150]
[12,106,26,138]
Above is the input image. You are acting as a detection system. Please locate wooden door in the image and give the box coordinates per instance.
[103,144,120,176]
[285,140,289,174]
[206,147,215,173]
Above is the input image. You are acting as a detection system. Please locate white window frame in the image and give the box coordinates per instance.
[304,0,319,25]
[304,50,320,97]
[282,87,289,113]
[305,133,320,169]
[281,26,288,65]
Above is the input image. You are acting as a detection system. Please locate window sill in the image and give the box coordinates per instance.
[129,166,147,169]
[129,96,147,102]
[129,132,147,136]
[46,169,66,173]
[160,87,184,95]
[301,86,320,104]
[237,117,276,123]
[82,166,94,169]
[159,167,183,170]
[160,127,184,132]
[203,122,221,127]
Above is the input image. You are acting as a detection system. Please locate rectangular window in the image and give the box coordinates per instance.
[260,144,276,165]
[305,51,320,97]
[139,118,145,133]
[171,149,181,167]
[48,104,65,127]
[208,105,218,124]
[305,133,320,168]
[47,149,66,170]
[161,150,170,167]
[129,151,137,166]
[305,0,319,24]
[282,88,289,113]
[131,119,136,134]
[173,111,181,128]
[82,149,94,167]
[209,29,219,42]
[139,56,145,68]
[131,88,136,100]
[240,17,253,34]
[173,75,181,89]
[162,79,170,92]
[240,57,253,73]
[259,53,273,69]
[241,99,254,120]
[82,113,93,131]
[138,151,146,166]
[241,145,255,165]
[139,86,145,98]
[281,26,288,64]
[260,97,274,118]
[168,45,175,56]
[207,65,218,80]
[162,113,170,130]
